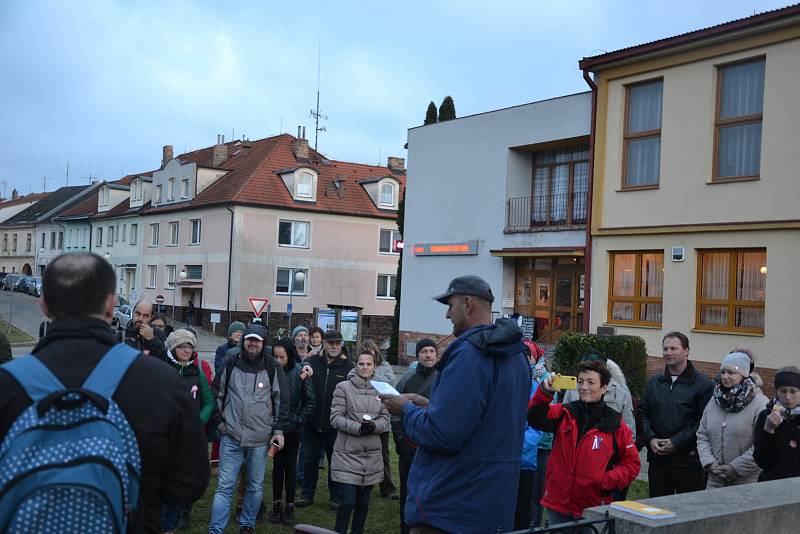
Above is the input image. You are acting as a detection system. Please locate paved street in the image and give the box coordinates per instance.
[0,288,46,338]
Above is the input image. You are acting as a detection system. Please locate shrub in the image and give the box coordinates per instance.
[551,331,648,397]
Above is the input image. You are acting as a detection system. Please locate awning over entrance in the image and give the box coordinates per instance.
[490,247,584,258]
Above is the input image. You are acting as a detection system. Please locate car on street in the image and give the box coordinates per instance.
[26,276,42,297]
[112,304,133,330]
[13,275,34,294]
[2,274,21,291]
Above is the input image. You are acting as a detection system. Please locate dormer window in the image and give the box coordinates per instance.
[167,178,175,201]
[99,186,109,207]
[156,185,163,203]
[132,179,143,201]
[296,172,313,198]
[380,182,395,207]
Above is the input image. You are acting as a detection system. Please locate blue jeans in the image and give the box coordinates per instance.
[208,434,268,533]
[335,483,373,534]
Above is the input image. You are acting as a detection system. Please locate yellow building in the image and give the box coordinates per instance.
[581,5,800,385]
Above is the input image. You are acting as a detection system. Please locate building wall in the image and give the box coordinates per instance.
[91,215,143,301]
[0,225,34,274]
[34,222,64,272]
[400,93,592,337]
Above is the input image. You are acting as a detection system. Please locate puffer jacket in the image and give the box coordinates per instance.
[696,388,769,487]
[329,370,390,486]
[403,318,530,534]
[563,359,636,441]
[373,361,396,386]
[284,361,316,434]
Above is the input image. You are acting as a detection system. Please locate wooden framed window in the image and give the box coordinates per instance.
[608,251,664,326]
[622,79,663,189]
[531,146,589,226]
[696,249,766,334]
[714,58,765,181]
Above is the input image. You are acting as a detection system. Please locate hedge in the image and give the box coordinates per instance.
[550,331,648,398]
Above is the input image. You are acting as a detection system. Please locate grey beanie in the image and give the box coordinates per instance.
[166,329,197,352]
[228,321,246,338]
[721,351,751,377]
[292,325,309,339]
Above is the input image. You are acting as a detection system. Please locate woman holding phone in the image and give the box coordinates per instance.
[527,359,640,527]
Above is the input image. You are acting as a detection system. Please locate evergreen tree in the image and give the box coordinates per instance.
[424,101,438,125]
[439,95,456,121]
[388,193,405,364]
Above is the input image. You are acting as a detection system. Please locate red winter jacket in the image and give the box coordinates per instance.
[527,387,640,518]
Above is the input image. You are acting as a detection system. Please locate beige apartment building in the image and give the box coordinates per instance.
[582,5,800,385]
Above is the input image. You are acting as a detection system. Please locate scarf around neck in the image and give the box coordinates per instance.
[713,376,757,413]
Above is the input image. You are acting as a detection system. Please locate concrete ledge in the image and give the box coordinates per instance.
[584,477,800,533]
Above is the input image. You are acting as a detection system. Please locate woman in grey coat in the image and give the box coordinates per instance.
[329,350,390,534]
[696,352,769,487]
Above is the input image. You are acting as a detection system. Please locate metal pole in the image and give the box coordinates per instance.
[171,283,176,320]
[288,291,293,333]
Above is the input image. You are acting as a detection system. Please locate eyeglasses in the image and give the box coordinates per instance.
[176,344,194,350]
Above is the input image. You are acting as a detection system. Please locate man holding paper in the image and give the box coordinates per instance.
[381,276,529,534]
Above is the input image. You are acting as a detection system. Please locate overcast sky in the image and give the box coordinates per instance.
[0,0,789,196]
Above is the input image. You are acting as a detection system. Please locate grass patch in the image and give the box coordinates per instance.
[0,318,36,344]
[188,437,649,533]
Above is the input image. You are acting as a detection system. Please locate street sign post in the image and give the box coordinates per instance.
[248,297,269,318]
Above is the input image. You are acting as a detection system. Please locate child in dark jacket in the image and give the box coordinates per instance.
[269,338,315,525]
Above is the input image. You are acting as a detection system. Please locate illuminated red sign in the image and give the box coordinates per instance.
[413,241,478,256]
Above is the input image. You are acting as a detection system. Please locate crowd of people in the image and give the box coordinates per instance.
[0,254,798,534]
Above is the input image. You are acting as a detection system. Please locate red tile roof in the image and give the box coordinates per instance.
[580,4,800,71]
[144,134,405,220]
[57,191,99,218]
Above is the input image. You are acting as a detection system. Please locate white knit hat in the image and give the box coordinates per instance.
[721,351,751,377]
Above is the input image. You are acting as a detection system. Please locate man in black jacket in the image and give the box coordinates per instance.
[0,253,209,533]
[124,300,167,359]
[296,330,354,509]
[636,331,714,497]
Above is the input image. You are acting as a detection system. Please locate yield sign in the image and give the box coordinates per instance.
[248,297,269,317]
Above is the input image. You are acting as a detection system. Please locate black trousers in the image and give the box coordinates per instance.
[396,439,416,534]
[301,429,339,501]
[648,462,705,497]
[272,431,301,503]
[515,470,534,530]
[335,483,373,534]
[530,448,550,528]
[379,432,396,496]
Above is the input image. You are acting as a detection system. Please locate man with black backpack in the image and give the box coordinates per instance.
[0,252,209,533]
[209,324,289,534]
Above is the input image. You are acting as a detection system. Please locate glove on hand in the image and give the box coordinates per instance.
[358,420,377,435]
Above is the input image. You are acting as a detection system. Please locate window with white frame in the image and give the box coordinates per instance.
[182,179,189,198]
[380,182,395,207]
[26,233,31,252]
[190,219,201,245]
[156,185,162,203]
[96,228,103,247]
[149,223,159,246]
[278,220,309,248]
[166,265,177,287]
[130,224,137,245]
[146,265,157,288]
[12,234,17,252]
[107,226,114,247]
[377,274,397,299]
[100,187,109,207]
[121,224,126,242]
[295,172,313,198]
[168,221,179,245]
[167,178,175,201]
[379,228,401,254]
[185,265,203,280]
[133,179,142,201]
[276,268,307,295]
[67,229,73,249]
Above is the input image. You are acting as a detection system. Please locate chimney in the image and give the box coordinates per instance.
[212,141,228,168]
[162,145,173,167]
[293,137,309,160]
[387,157,405,172]
[11,189,18,200]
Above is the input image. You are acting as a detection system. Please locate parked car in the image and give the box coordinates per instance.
[112,304,133,330]
[2,274,20,291]
[116,295,129,309]
[13,275,33,293]
[26,277,42,297]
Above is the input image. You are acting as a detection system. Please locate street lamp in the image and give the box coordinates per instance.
[171,269,188,320]
[288,270,305,332]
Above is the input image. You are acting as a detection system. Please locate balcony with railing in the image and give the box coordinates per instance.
[505,191,588,232]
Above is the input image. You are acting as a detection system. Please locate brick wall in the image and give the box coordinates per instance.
[646,356,776,398]
[398,330,455,365]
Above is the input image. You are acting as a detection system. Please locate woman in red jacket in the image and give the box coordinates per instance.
[527,359,640,527]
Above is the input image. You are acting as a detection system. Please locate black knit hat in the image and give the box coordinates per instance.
[415,338,437,357]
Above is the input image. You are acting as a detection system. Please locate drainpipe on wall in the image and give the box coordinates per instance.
[582,68,598,334]
[226,205,235,326]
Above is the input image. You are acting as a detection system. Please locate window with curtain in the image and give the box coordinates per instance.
[531,146,589,226]
[715,58,765,180]
[608,251,664,326]
[696,249,766,333]
[624,79,663,188]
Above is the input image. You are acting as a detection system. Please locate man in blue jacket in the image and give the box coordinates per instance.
[382,276,530,533]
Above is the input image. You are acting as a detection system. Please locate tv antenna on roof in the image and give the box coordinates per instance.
[41,175,53,192]
[309,38,327,152]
